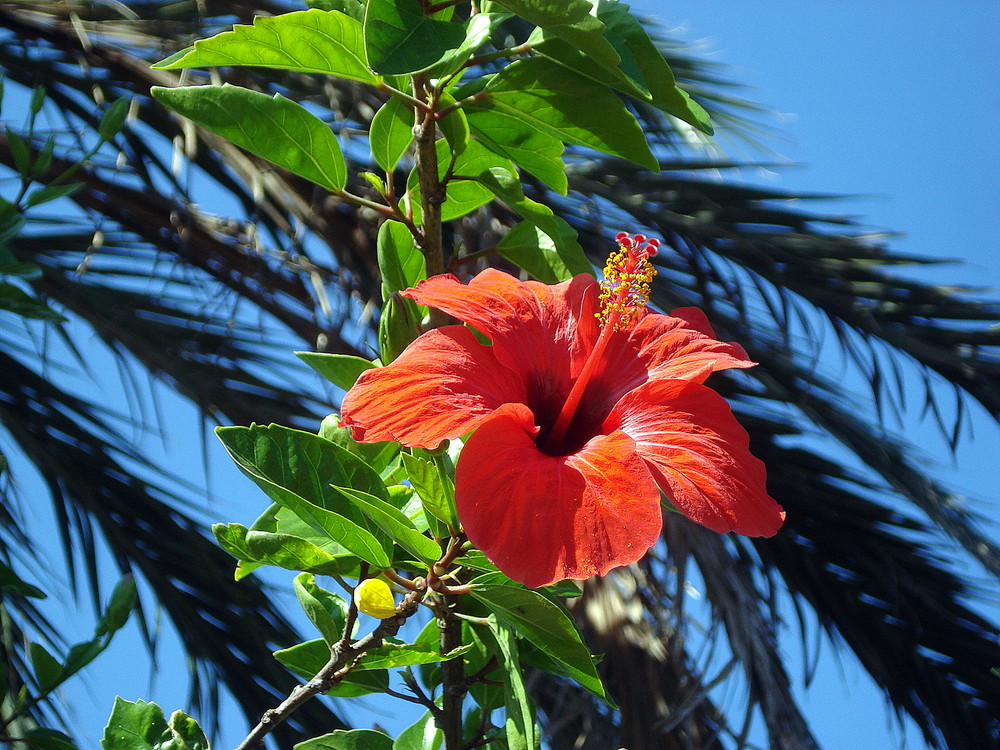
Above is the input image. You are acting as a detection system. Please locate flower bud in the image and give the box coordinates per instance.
[353,578,397,619]
[378,293,421,364]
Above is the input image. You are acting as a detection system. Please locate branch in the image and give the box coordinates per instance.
[233,594,421,750]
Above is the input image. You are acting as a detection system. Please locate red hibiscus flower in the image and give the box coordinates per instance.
[341,234,784,588]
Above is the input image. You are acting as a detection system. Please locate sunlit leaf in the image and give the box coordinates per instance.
[152,84,347,191]
[153,10,377,84]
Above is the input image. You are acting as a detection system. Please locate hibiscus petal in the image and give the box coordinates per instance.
[340,326,526,448]
[455,403,662,588]
[574,307,756,432]
[605,379,785,537]
[403,270,596,387]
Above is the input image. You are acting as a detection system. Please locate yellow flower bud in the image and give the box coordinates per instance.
[354,578,398,619]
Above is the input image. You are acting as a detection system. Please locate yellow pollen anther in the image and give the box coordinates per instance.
[597,232,660,330]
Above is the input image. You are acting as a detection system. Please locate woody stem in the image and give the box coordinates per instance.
[542,316,618,453]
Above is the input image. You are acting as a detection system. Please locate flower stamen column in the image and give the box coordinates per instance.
[543,233,660,454]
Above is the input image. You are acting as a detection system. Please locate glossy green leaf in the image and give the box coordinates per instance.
[490,0,620,74]
[296,351,375,390]
[247,529,368,572]
[477,166,590,282]
[468,108,567,194]
[319,415,400,474]
[427,12,506,78]
[437,93,470,156]
[531,0,712,134]
[482,57,657,170]
[370,96,413,172]
[294,572,348,645]
[400,452,457,528]
[336,487,441,564]
[377,219,426,296]
[215,424,391,566]
[393,710,442,750]
[497,220,589,284]
[297,729,393,750]
[484,616,539,750]
[152,84,347,191]
[364,0,466,75]
[153,10,377,84]
[470,579,609,703]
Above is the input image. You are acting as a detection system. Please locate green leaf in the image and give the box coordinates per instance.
[100,699,206,750]
[29,85,45,116]
[468,108,567,194]
[475,166,590,282]
[29,642,63,693]
[400,452,457,529]
[296,351,375,390]
[0,562,46,598]
[335,487,441,564]
[364,0,466,75]
[484,617,539,750]
[490,0,621,74]
[375,221,425,360]
[5,127,30,174]
[359,639,474,670]
[244,529,359,574]
[470,579,609,703]
[95,575,137,637]
[100,698,168,750]
[215,424,391,566]
[482,57,657,170]
[151,84,347,192]
[531,0,712,134]
[294,572,349,645]
[296,729,393,750]
[437,93,470,157]
[98,98,131,141]
[427,12,507,78]
[307,0,364,21]
[0,282,65,321]
[377,219,426,296]
[393,710,442,750]
[153,10,378,85]
[496,220,589,284]
[166,711,209,750]
[63,637,106,677]
[23,183,82,210]
[370,96,413,172]
[319,415,400,474]
[24,728,77,750]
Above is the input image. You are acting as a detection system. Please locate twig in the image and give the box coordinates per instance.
[233,593,420,750]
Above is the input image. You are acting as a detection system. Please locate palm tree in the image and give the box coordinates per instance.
[1,2,996,749]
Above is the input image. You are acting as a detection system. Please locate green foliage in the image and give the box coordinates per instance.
[153,10,378,84]
[101,699,207,750]
[150,85,347,191]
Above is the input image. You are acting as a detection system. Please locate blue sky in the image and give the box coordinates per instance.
[10,3,999,749]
